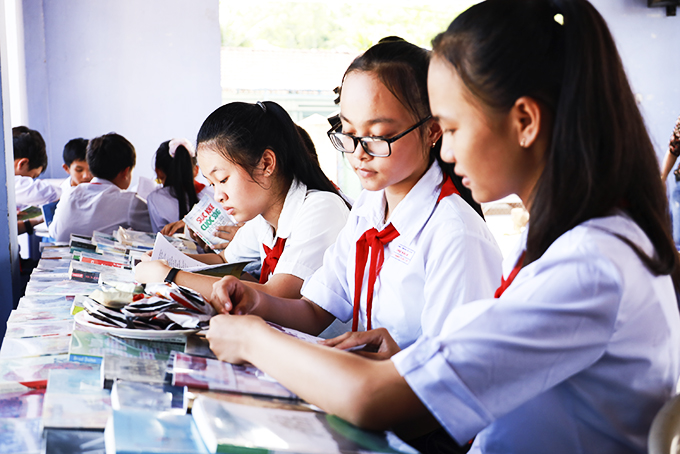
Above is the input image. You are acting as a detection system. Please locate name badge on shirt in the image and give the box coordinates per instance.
[392,244,415,265]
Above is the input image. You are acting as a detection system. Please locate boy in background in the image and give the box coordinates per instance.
[49,132,152,242]
[13,126,59,211]
[60,138,92,197]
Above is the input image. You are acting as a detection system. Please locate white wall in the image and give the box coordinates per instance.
[592,0,680,164]
[21,0,221,184]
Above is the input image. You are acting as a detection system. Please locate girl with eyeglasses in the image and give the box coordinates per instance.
[207,37,502,349]
[135,101,350,301]
[203,2,680,453]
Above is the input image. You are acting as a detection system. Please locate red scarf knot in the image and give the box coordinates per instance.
[353,223,400,331]
[260,237,287,284]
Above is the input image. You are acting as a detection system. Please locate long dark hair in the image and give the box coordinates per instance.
[196,101,348,207]
[433,0,679,285]
[341,37,483,218]
[154,140,199,220]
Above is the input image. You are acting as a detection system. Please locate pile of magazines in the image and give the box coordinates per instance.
[79,283,216,331]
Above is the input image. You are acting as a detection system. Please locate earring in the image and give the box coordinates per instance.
[520,138,527,148]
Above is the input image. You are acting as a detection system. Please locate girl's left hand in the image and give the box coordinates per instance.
[321,328,401,360]
[161,220,185,236]
[206,313,266,364]
[134,259,171,283]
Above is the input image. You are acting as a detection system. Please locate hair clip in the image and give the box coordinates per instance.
[257,101,267,113]
[168,138,196,158]
[554,13,564,25]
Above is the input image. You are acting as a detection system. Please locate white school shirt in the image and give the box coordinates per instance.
[15,175,60,211]
[59,176,77,199]
[302,163,503,349]
[393,213,680,454]
[147,184,211,233]
[49,177,152,242]
[222,179,349,281]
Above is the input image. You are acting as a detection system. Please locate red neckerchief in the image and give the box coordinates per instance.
[494,251,525,298]
[194,181,206,194]
[352,174,459,331]
[260,237,287,284]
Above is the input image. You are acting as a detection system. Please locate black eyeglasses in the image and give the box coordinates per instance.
[327,115,432,158]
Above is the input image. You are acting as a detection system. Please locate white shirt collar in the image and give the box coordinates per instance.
[272,178,307,239]
[354,162,446,241]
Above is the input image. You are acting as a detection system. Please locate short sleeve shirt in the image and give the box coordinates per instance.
[393,213,680,454]
[302,163,503,349]
[222,179,350,281]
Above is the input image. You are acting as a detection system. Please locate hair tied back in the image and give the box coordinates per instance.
[168,138,195,158]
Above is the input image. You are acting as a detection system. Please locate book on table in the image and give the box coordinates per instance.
[101,355,169,389]
[0,354,100,389]
[105,408,209,454]
[191,395,417,454]
[43,428,106,454]
[173,352,297,400]
[68,329,184,365]
[42,369,111,430]
[111,380,187,413]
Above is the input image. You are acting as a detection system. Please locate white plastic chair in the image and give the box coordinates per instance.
[649,394,680,454]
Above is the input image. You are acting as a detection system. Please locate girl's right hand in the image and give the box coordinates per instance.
[210,275,260,315]
[140,250,153,262]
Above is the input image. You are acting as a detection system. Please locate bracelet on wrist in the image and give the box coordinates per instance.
[164,267,180,284]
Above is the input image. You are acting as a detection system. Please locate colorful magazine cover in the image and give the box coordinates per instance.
[0,354,100,389]
[172,352,297,400]
[68,329,184,365]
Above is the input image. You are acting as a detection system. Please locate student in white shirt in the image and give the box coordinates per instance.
[146,138,212,234]
[205,38,502,349]
[12,126,59,211]
[202,2,680,453]
[59,138,93,199]
[135,101,351,300]
[49,133,152,242]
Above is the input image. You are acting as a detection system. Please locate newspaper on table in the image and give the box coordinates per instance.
[183,196,236,248]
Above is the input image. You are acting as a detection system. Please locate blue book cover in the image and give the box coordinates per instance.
[105,409,209,454]
[41,200,59,227]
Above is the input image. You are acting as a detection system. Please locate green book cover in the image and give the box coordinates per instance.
[17,206,42,221]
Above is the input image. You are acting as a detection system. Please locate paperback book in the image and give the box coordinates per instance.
[0,336,71,359]
[183,196,237,248]
[43,428,106,454]
[101,355,168,389]
[191,396,415,454]
[42,369,111,430]
[104,409,208,454]
[0,354,100,389]
[0,418,42,454]
[172,352,296,400]
[111,380,187,413]
[68,329,184,365]
[4,320,74,339]
[0,385,45,418]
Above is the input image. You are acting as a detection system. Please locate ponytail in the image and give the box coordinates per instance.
[433,0,679,288]
[154,140,199,220]
[196,101,350,208]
